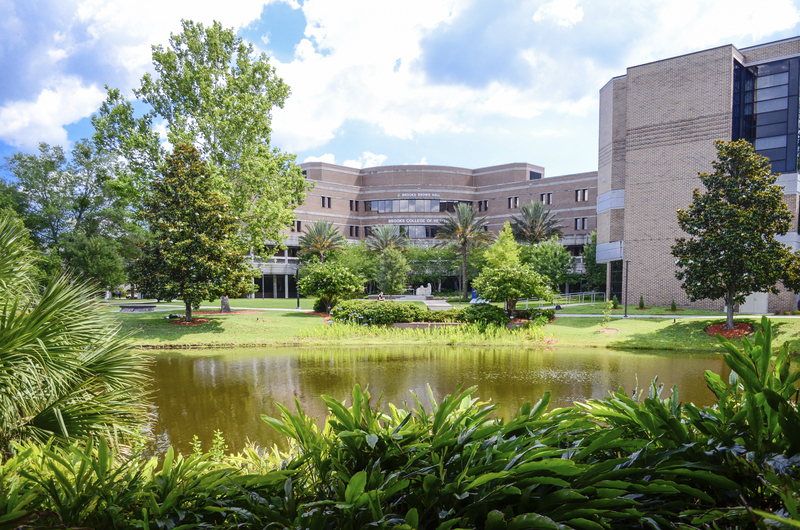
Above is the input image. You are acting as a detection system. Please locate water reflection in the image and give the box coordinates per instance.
[147,346,729,456]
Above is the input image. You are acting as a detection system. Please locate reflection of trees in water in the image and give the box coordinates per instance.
[147,347,728,457]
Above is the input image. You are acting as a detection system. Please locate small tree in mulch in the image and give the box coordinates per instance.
[670,299,678,311]
[638,295,645,310]
[611,295,620,309]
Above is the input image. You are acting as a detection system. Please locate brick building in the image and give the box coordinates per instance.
[596,36,800,314]
[255,163,597,298]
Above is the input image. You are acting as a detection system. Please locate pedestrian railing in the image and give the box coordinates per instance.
[520,291,605,309]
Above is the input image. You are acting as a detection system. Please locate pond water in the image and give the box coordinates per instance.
[146,346,730,456]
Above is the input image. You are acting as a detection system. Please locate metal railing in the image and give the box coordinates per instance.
[520,291,605,309]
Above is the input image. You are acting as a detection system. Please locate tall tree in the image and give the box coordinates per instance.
[672,139,793,329]
[582,232,606,292]
[298,219,346,263]
[483,222,520,269]
[133,144,254,322]
[365,224,408,252]
[510,201,564,244]
[93,20,310,307]
[375,247,411,295]
[435,202,495,300]
[521,237,574,292]
[473,263,551,313]
[297,260,364,313]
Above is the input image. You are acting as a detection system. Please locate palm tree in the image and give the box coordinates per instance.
[365,224,408,252]
[435,202,495,300]
[298,219,346,263]
[0,213,149,459]
[510,201,564,244]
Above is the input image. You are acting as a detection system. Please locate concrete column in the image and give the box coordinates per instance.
[273,275,278,299]
[606,262,612,301]
[284,274,289,298]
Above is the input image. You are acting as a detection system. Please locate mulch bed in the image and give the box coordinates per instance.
[704,322,754,339]
[307,312,330,317]
[597,328,619,334]
[635,307,651,310]
[170,318,211,326]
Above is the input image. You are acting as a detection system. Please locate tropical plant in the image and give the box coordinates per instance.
[672,139,794,329]
[298,219,346,263]
[472,263,551,313]
[364,224,408,252]
[375,247,410,295]
[509,200,564,243]
[0,213,149,460]
[297,260,364,313]
[132,144,254,321]
[435,202,495,300]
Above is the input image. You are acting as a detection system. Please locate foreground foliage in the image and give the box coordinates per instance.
[0,213,149,460]
[1,317,798,528]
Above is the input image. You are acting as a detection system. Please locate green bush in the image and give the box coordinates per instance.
[671,299,678,311]
[516,308,556,321]
[638,294,645,309]
[611,294,620,308]
[313,298,330,313]
[458,303,509,327]
[421,308,463,323]
[330,300,426,325]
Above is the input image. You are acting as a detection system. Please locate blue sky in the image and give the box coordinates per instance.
[2,0,800,178]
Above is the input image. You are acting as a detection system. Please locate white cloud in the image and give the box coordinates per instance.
[0,76,105,150]
[532,0,584,27]
[342,151,388,169]
[303,153,336,164]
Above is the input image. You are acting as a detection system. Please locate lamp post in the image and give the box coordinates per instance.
[623,259,630,318]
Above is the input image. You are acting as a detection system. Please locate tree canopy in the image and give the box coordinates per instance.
[93,20,310,256]
[472,263,551,312]
[510,201,564,244]
[297,260,364,313]
[483,222,520,269]
[298,219,346,263]
[522,237,574,292]
[375,247,410,295]
[133,144,254,322]
[672,139,794,329]
[365,225,408,252]
[582,232,606,292]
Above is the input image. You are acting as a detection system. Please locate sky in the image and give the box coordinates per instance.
[2,0,800,179]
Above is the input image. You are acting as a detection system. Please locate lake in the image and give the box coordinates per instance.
[146,346,730,455]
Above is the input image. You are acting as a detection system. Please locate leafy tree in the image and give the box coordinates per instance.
[297,260,364,313]
[521,237,574,292]
[0,212,149,457]
[298,219,346,263]
[510,200,564,243]
[582,231,606,292]
[133,144,254,322]
[331,242,377,287]
[3,141,140,285]
[375,248,410,295]
[406,245,457,293]
[61,233,127,291]
[365,224,408,252]
[93,20,310,308]
[672,139,793,329]
[435,202,495,300]
[483,221,520,269]
[472,263,551,313]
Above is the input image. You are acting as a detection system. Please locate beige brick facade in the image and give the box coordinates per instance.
[596,36,800,314]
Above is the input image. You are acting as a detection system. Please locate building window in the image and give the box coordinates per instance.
[582,217,587,230]
[547,193,553,204]
[575,218,587,230]
[355,226,359,237]
[478,201,483,212]
[575,218,579,230]
[327,197,331,208]
[355,201,358,212]
[540,193,546,203]
[321,196,325,208]
[294,220,302,233]
[508,197,519,209]
[301,170,307,176]
[349,226,360,237]
[349,226,353,237]
[583,189,589,201]
[365,226,373,237]
[575,189,589,202]
[530,171,542,180]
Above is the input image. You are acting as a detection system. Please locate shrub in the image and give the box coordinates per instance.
[458,303,509,327]
[611,295,620,309]
[298,261,365,312]
[671,299,678,311]
[516,308,555,321]
[638,295,645,309]
[313,298,331,314]
[330,300,426,325]
[421,308,463,323]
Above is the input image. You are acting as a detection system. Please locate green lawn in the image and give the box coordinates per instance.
[551,302,726,316]
[102,297,428,311]
[547,316,800,352]
[116,311,322,347]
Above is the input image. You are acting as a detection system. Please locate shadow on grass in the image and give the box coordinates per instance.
[609,318,762,351]
[124,314,226,339]
[549,316,607,329]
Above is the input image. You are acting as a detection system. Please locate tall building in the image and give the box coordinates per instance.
[596,36,800,313]
[255,163,597,298]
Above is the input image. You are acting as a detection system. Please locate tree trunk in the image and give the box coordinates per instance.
[462,246,468,300]
[725,290,735,329]
[220,295,232,313]
[185,300,193,323]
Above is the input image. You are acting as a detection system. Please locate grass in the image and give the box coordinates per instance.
[548,302,726,316]
[101,297,428,311]
[547,315,800,352]
[116,311,323,347]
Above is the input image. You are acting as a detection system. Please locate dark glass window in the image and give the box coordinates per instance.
[610,260,623,301]
[530,171,542,180]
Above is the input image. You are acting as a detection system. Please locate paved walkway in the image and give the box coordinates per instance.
[423,299,454,311]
